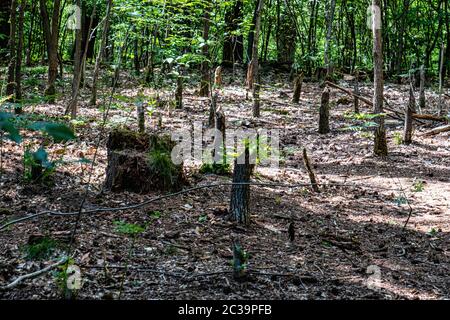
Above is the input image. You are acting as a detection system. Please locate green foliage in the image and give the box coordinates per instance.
[341,112,386,133]
[23,147,59,183]
[23,237,60,260]
[412,180,425,192]
[199,162,230,175]
[114,220,145,236]
[148,210,162,219]
[393,132,403,145]
[394,195,408,206]
[232,243,249,279]
[0,112,22,143]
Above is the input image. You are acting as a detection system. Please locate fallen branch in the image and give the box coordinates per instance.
[421,124,450,136]
[325,81,438,124]
[412,114,448,122]
[0,182,406,232]
[0,257,68,291]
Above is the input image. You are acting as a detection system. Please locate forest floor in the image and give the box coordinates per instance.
[0,67,449,300]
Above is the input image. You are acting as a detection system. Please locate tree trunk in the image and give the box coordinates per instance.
[403,83,415,144]
[175,74,183,109]
[208,92,218,128]
[318,87,330,134]
[199,6,211,97]
[438,43,445,116]
[302,148,320,193]
[230,146,254,225]
[222,0,243,66]
[91,0,112,106]
[214,107,226,164]
[25,1,35,66]
[419,65,426,112]
[14,0,25,111]
[0,0,11,60]
[372,0,388,157]
[67,2,97,119]
[324,0,336,77]
[39,0,61,102]
[6,0,17,98]
[354,71,360,113]
[248,0,265,118]
[292,73,304,103]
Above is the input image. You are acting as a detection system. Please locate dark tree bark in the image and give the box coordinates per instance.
[14,0,25,110]
[175,74,183,109]
[247,0,264,117]
[25,0,36,66]
[318,87,330,134]
[419,65,426,111]
[208,92,218,128]
[354,71,360,113]
[91,0,113,106]
[230,145,254,225]
[372,0,388,157]
[276,4,296,65]
[324,0,336,76]
[403,83,415,144]
[39,0,61,102]
[214,107,226,164]
[292,73,304,103]
[223,0,244,66]
[199,5,211,97]
[6,0,17,98]
[0,0,11,60]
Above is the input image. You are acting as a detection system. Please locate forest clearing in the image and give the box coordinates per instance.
[0,0,449,302]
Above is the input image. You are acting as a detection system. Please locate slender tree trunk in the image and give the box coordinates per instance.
[354,71,360,113]
[25,1,35,66]
[14,0,25,111]
[6,0,17,98]
[372,0,388,157]
[438,43,445,116]
[39,0,61,102]
[419,65,426,112]
[247,0,265,117]
[324,0,336,77]
[67,4,96,119]
[0,0,11,59]
[91,0,112,106]
[223,0,243,66]
[199,6,211,97]
[403,82,415,144]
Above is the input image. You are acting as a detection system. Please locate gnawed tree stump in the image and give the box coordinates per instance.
[292,73,304,103]
[318,86,330,134]
[104,128,186,193]
[230,145,254,225]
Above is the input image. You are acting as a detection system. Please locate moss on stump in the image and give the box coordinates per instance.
[104,128,186,193]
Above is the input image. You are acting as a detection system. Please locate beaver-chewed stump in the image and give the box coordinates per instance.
[104,128,186,193]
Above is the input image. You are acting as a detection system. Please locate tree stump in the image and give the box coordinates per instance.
[175,75,183,109]
[208,92,218,128]
[230,146,254,225]
[292,73,304,103]
[419,65,426,111]
[318,86,330,134]
[403,84,415,144]
[104,128,186,193]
